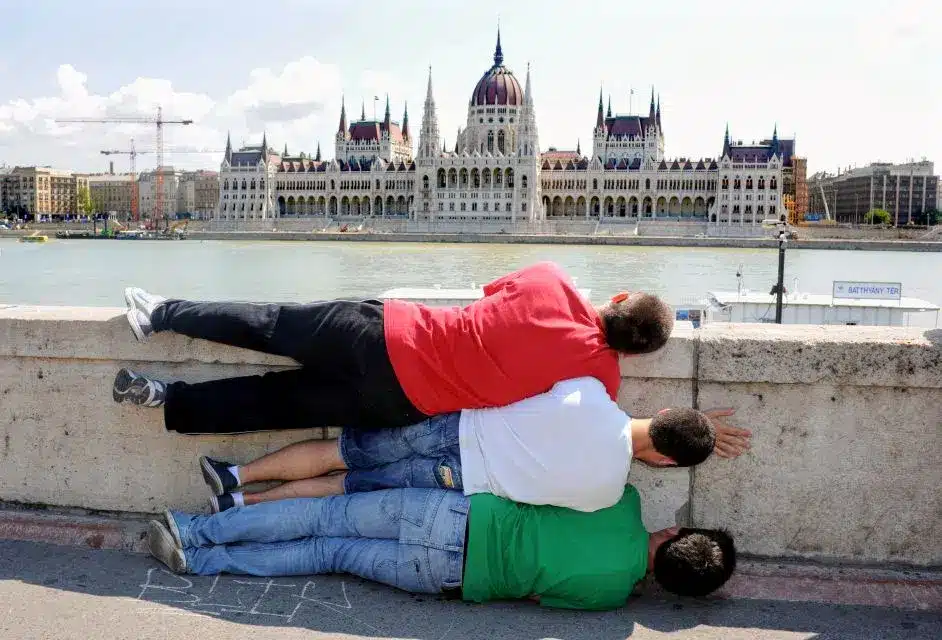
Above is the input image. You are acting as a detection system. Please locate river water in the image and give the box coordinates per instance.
[2,239,940,327]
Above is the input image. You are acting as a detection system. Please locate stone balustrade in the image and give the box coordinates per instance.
[0,306,939,566]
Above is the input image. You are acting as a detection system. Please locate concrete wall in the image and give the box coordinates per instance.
[1,306,940,566]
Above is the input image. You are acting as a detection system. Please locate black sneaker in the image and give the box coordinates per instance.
[209,493,236,514]
[199,456,239,496]
[112,368,167,407]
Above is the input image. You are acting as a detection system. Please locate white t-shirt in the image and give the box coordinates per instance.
[458,376,632,512]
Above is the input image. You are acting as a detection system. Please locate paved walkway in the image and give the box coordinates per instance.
[0,540,939,640]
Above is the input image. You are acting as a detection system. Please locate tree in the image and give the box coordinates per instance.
[913,209,940,226]
[864,208,891,225]
[76,184,94,216]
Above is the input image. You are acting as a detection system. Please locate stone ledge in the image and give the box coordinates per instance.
[698,324,942,388]
[0,305,298,366]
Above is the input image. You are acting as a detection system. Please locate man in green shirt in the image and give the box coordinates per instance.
[148,485,735,610]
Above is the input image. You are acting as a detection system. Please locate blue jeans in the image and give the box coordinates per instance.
[170,488,468,594]
[340,412,463,493]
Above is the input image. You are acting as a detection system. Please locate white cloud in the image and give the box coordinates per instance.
[0,56,346,171]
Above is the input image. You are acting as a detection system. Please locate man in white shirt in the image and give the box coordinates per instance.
[197,377,749,513]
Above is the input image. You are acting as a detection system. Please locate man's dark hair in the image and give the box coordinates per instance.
[653,528,737,597]
[600,293,674,355]
[650,408,716,467]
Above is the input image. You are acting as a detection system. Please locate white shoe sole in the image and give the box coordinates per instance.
[147,520,186,574]
[125,309,147,342]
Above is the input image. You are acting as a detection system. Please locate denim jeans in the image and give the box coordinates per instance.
[170,488,468,595]
[339,412,463,493]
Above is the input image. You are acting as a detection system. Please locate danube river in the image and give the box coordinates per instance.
[2,239,940,326]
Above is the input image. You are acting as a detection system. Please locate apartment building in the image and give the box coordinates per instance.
[808,161,938,225]
[87,173,136,218]
[0,166,88,218]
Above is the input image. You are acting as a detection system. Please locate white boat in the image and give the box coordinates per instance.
[380,280,938,328]
[673,278,939,328]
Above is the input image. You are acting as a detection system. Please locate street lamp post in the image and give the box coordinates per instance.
[774,229,787,323]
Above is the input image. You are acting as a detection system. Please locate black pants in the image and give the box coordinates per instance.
[152,299,427,434]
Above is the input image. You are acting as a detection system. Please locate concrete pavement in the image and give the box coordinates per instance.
[0,540,939,640]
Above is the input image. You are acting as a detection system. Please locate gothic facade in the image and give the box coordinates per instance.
[215,32,792,227]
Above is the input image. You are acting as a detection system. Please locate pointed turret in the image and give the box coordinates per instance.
[606,95,612,118]
[577,139,581,156]
[261,131,268,154]
[442,138,447,153]
[360,100,366,121]
[401,102,410,139]
[493,26,504,66]
[338,96,347,135]
[723,123,731,158]
[516,62,540,157]
[656,94,662,127]
[315,142,321,162]
[418,66,440,159]
[649,86,656,117]
[283,143,288,157]
[224,131,232,164]
[596,87,605,129]
[383,94,391,128]
[771,123,780,156]
[454,132,459,153]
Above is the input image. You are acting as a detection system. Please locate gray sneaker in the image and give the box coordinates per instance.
[123,287,166,342]
[112,368,167,407]
[163,509,184,548]
[147,520,187,574]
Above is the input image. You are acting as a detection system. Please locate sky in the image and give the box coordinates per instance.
[0,0,938,176]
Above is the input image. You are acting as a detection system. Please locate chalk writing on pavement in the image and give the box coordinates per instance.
[136,568,382,632]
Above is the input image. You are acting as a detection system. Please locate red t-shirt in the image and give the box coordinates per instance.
[383,262,622,415]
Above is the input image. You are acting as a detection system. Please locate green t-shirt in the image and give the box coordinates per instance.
[462,485,649,611]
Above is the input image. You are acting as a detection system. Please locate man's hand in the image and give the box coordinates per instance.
[704,408,751,458]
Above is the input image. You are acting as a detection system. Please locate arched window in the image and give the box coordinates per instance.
[770,177,778,190]
[758,177,766,190]
[241,180,247,190]
[593,178,598,190]
[437,168,446,189]
[223,180,229,190]
[487,131,494,153]
[250,180,256,190]
[645,178,651,190]
[521,175,528,189]
[497,131,505,154]
[722,177,729,189]
[423,175,429,189]
[734,178,742,189]
[745,176,754,189]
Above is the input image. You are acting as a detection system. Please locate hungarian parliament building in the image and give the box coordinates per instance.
[215,33,794,227]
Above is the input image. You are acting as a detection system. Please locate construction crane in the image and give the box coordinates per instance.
[99,139,141,222]
[100,145,222,224]
[56,107,193,227]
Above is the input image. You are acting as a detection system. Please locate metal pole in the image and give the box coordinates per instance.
[775,230,787,323]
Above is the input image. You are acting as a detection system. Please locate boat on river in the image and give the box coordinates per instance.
[381,280,938,329]
[18,232,48,243]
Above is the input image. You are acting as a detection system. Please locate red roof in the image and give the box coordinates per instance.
[541,150,581,163]
[347,121,404,143]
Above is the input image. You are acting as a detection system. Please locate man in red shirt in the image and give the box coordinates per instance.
[113,262,675,435]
